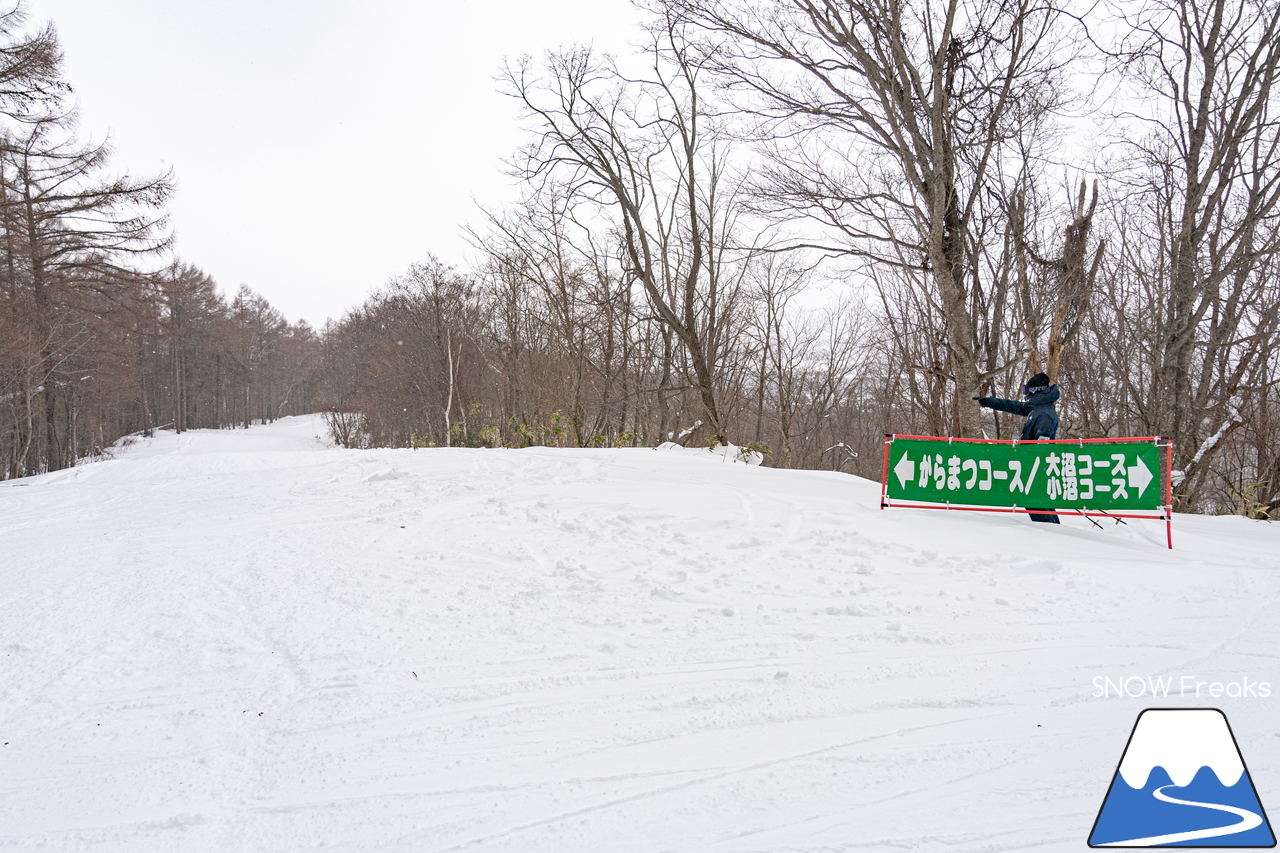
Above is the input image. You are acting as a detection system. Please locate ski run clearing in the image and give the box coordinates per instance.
[2,414,1279,853]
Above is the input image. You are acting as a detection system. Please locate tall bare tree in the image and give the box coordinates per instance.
[502,12,750,445]
[1010,178,1104,382]
[664,0,1069,436]
[0,4,62,126]
[0,118,170,468]
[1112,0,1280,495]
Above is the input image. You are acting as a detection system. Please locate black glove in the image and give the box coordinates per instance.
[974,396,989,407]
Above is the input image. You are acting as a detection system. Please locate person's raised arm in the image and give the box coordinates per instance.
[976,396,1032,417]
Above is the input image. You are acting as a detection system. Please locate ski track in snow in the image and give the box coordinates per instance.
[1,415,1278,852]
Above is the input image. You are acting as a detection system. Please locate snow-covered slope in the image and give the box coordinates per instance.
[2,415,1278,852]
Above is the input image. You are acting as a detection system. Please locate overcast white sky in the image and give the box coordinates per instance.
[26,0,643,326]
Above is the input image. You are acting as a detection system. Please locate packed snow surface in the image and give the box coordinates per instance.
[2,415,1279,851]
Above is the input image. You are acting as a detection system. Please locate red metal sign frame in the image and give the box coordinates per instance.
[879,434,1175,549]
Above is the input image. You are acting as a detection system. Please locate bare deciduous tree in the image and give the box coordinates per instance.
[502,13,750,444]
[665,0,1070,436]
[1111,0,1280,496]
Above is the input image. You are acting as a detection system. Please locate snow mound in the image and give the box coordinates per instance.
[655,440,765,465]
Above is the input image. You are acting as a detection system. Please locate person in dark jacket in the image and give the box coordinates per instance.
[976,372,1060,523]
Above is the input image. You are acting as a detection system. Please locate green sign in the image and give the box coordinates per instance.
[884,437,1165,512]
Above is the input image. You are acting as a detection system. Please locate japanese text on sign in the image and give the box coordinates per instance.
[884,438,1165,512]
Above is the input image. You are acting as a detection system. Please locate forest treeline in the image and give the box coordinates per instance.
[5,0,1280,518]
[0,7,316,479]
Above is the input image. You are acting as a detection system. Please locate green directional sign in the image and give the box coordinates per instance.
[883,437,1166,512]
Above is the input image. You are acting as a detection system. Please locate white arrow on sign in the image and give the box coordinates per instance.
[1128,456,1155,498]
[894,452,915,489]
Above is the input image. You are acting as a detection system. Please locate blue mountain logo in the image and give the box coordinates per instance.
[1090,708,1275,847]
